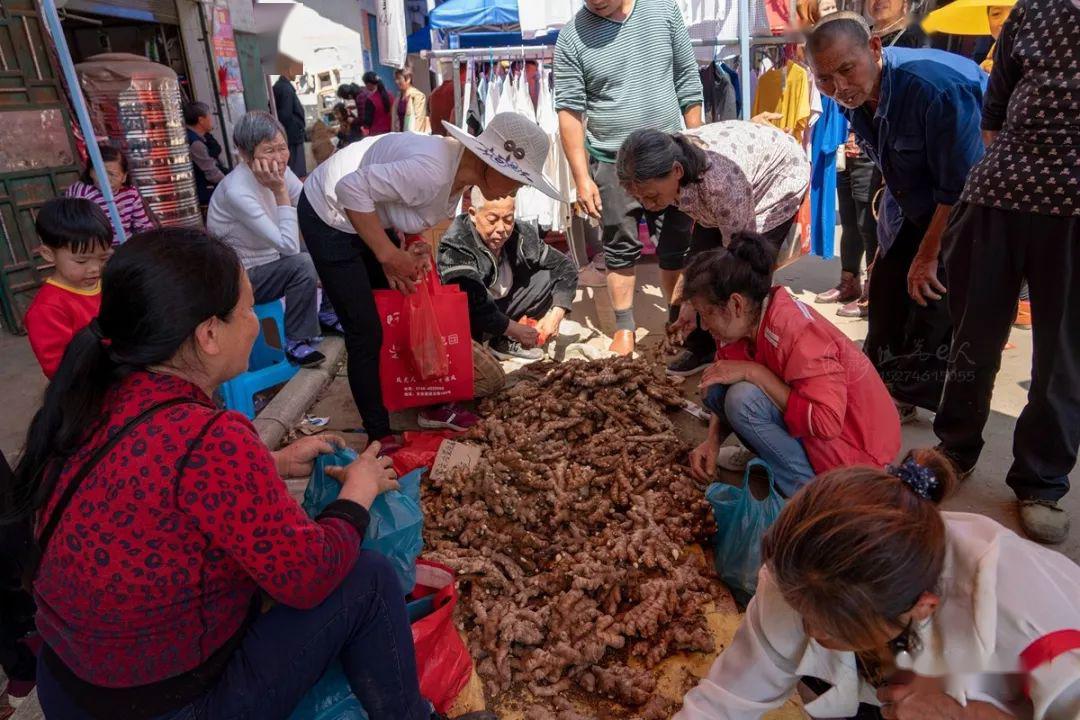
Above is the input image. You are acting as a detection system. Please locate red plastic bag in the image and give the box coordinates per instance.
[375,275,474,412]
[406,278,450,380]
[391,430,456,476]
[776,193,811,270]
[409,560,472,713]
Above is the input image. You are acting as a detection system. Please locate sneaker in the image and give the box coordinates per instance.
[418,403,479,431]
[319,309,344,335]
[934,444,976,482]
[815,271,861,304]
[896,403,919,425]
[286,340,326,368]
[1019,500,1070,545]
[489,336,544,361]
[716,442,756,472]
[372,434,404,456]
[837,299,869,318]
[667,348,713,377]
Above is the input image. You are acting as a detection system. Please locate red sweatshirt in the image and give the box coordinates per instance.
[24,279,101,379]
[34,371,365,712]
[717,287,901,472]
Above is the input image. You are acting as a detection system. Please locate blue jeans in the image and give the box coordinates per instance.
[37,551,431,720]
[704,382,815,497]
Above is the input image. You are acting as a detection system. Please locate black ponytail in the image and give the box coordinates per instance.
[362,71,392,110]
[684,232,779,308]
[3,228,242,526]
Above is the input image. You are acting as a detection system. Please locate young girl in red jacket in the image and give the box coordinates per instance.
[687,234,901,496]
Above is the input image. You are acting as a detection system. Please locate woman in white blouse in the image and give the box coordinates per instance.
[677,450,1080,720]
[298,112,563,450]
[207,111,325,366]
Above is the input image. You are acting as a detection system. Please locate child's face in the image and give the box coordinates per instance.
[91,160,126,193]
[40,243,113,290]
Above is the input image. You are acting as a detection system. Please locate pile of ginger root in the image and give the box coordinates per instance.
[423,357,722,719]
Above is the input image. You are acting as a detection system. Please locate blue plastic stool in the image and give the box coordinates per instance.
[219,300,299,419]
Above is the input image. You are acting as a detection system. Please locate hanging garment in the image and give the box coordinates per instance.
[721,62,742,118]
[483,68,501,127]
[752,61,812,144]
[512,68,536,122]
[809,96,848,258]
[701,62,738,122]
[518,0,581,39]
[513,65,548,226]
[495,69,516,116]
[538,66,568,232]
[376,0,407,69]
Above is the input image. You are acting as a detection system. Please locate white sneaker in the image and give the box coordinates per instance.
[716,442,756,472]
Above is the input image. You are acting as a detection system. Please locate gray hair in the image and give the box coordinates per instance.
[616,128,710,187]
[805,11,873,57]
[469,185,514,210]
[233,111,287,156]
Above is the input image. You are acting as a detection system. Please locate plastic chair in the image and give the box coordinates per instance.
[219,300,299,419]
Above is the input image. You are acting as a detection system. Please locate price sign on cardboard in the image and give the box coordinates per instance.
[430,441,482,482]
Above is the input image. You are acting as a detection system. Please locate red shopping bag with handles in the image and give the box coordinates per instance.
[375,272,474,412]
[406,277,451,380]
[408,559,473,713]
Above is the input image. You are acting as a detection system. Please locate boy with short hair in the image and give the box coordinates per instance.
[24,197,113,379]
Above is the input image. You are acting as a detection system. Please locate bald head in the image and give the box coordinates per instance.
[805,12,884,109]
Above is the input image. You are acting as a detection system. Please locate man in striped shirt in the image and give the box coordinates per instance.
[556,0,703,356]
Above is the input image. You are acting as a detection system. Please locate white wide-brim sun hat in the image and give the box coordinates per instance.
[442,112,566,203]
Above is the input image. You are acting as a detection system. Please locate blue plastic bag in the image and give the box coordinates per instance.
[706,459,786,607]
[301,449,424,594]
[288,662,368,720]
[289,450,426,720]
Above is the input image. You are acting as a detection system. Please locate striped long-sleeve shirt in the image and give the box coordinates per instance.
[65,181,156,244]
[554,0,704,164]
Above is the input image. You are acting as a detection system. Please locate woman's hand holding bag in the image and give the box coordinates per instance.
[324,442,399,509]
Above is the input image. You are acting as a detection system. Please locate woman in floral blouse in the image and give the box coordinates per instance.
[616,121,811,378]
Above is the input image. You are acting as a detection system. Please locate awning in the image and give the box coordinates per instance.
[429,0,519,31]
[922,0,1016,36]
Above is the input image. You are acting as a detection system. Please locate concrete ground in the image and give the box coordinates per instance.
[0,252,1076,719]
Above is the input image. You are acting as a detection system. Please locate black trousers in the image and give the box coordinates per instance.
[0,450,36,684]
[298,191,394,439]
[863,217,952,411]
[494,270,556,326]
[683,215,798,357]
[935,203,1080,502]
[837,169,879,275]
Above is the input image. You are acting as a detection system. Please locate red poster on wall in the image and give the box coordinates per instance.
[211,3,243,95]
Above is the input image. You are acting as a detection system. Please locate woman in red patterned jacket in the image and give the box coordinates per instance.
[3,229,449,720]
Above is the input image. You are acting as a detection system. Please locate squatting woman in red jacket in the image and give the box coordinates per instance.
[3,229,480,720]
[687,235,901,496]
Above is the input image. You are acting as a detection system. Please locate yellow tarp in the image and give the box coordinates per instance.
[922,0,1016,36]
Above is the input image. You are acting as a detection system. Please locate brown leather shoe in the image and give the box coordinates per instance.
[609,329,635,356]
[815,271,861,304]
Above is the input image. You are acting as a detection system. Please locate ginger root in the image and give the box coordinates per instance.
[424,357,721,715]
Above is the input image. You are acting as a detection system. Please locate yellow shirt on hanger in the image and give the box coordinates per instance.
[752,61,812,144]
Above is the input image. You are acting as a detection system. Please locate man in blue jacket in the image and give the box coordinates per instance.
[806,12,986,420]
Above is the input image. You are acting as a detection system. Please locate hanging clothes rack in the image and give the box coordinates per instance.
[422,34,802,123]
